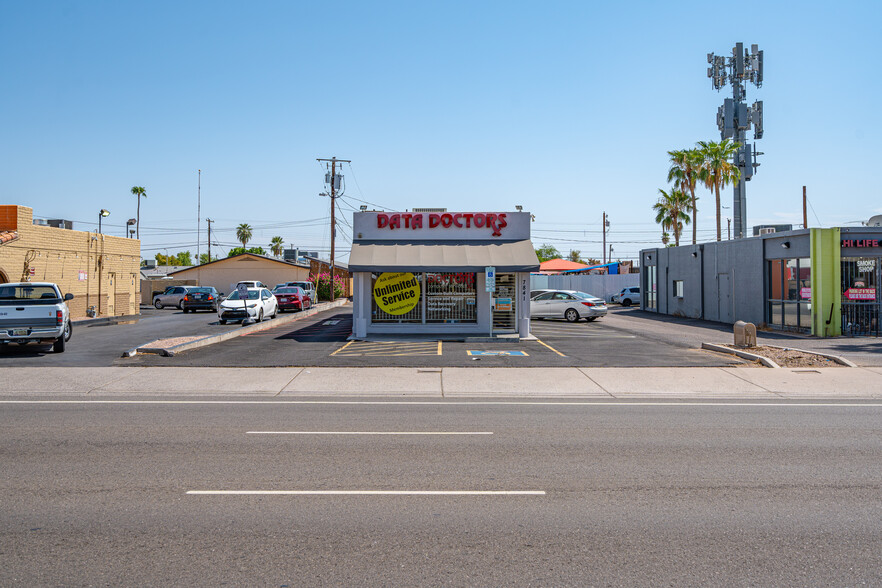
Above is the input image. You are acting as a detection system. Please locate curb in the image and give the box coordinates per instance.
[124,299,350,358]
[762,344,857,368]
[73,313,141,327]
[701,342,780,368]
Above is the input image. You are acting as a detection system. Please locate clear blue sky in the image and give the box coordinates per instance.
[2,1,879,262]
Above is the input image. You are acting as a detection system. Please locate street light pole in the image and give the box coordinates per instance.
[98,209,110,234]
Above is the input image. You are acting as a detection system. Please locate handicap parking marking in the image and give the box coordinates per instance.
[332,340,442,357]
[466,350,529,357]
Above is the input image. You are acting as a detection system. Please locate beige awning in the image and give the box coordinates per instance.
[349,240,540,272]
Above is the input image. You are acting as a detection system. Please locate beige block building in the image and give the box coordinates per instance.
[0,205,141,319]
[168,253,311,295]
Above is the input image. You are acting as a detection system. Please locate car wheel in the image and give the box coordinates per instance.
[178,301,184,310]
[64,321,72,342]
[53,335,66,353]
[257,309,264,323]
[565,308,580,322]
[154,300,163,309]
[622,298,632,307]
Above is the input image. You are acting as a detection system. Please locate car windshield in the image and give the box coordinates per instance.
[0,285,60,300]
[226,290,259,300]
[571,291,599,300]
[190,288,213,293]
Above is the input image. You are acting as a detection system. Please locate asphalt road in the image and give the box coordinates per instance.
[123,306,743,368]
[0,307,243,367]
[2,400,881,586]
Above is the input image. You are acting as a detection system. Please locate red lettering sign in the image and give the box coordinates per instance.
[374,212,511,236]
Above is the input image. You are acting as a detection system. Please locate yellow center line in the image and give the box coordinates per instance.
[330,340,354,356]
[535,338,566,357]
[437,341,442,355]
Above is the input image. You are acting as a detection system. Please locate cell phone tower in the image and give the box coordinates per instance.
[707,42,764,239]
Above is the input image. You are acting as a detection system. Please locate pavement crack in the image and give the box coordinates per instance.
[720,367,780,396]
[577,368,614,397]
[278,368,305,396]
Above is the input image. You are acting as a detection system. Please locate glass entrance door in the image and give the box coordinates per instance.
[492,273,517,332]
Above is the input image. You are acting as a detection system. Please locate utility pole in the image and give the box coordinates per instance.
[206,218,213,263]
[602,212,609,264]
[316,156,350,302]
[197,170,201,264]
[802,186,808,229]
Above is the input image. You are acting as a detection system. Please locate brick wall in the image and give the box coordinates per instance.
[0,205,141,319]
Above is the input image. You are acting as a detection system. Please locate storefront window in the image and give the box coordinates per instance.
[371,272,423,323]
[426,272,477,323]
[767,258,811,331]
[644,265,657,310]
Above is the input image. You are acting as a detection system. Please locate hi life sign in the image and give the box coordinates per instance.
[353,211,532,241]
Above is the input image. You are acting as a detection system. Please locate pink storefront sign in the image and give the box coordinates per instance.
[845,288,876,301]
[800,287,811,299]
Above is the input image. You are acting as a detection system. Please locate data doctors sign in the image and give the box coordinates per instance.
[353,211,532,241]
[373,272,421,315]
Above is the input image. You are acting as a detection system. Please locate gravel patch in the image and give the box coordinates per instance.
[724,345,843,368]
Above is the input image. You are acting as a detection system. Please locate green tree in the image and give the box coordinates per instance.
[653,188,691,247]
[199,253,217,265]
[176,251,193,266]
[697,139,740,241]
[667,148,703,245]
[269,236,284,257]
[535,244,561,262]
[131,186,147,239]
[567,250,583,263]
[227,246,266,257]
[236,223,253,248]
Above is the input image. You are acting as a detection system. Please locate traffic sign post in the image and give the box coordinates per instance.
[237,283,250,325]
[485,267,496,337]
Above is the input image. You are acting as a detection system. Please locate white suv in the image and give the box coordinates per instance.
[611,287,640,307]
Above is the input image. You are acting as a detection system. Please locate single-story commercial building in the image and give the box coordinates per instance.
[0,205,141,319]
[348,210,540,339]
[640,227,882,337]
[168,253,310,296]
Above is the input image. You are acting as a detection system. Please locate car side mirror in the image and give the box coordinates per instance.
[64,293,74,301]
[219,292,225,297]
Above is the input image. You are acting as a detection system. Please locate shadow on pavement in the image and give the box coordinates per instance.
[274,313,353,342]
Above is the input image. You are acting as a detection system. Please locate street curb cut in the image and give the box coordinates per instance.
[125,299,350,358]
[701,343,780,368]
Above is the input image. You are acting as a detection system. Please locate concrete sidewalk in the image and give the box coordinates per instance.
[1,366,881,399]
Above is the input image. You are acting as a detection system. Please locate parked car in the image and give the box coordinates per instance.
[181,287,222,313]
[153,285,194,309]
[273,286,311,312]
[531,290,607,322]
[611,287,640,307]
[0,282,73,353]
[236,280,266,289]
[283,281,317,304]
[218,287,278,324]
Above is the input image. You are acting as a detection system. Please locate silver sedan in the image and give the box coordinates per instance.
[530,290,608,322]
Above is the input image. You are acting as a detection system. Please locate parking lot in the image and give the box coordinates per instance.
[120,305,744,368]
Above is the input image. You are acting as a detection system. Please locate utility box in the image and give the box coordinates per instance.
[733,320,757,347]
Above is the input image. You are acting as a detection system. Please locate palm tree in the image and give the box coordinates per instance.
[653,188,691,247]
[661,232,671,246]
[130,186,146,239]
[269,236,284,257]
[697,139,740,241]
[667,149,703,245]
[236,223,253,248]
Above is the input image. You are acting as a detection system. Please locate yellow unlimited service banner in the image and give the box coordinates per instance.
[373,272,421,315]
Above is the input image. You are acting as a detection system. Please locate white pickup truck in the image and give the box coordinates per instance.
[0,282,74,353]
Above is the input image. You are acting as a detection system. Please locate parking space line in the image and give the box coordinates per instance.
[330,340,354,356]
[187,490,546,496]
[534,338,566,357]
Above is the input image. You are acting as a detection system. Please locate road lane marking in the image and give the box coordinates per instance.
[534,338,566,356]
[246,431,493,435]
[186,490,545,496]
[438,340,442,355]
[4,401,882,406]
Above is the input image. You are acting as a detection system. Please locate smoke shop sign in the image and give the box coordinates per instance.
[373,272,421,315]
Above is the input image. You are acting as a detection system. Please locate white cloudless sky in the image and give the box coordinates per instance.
[1,0,879,262]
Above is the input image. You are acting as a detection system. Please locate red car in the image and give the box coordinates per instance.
[273,286,311,312]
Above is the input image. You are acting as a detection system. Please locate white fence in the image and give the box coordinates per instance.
[530,273,640,302]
